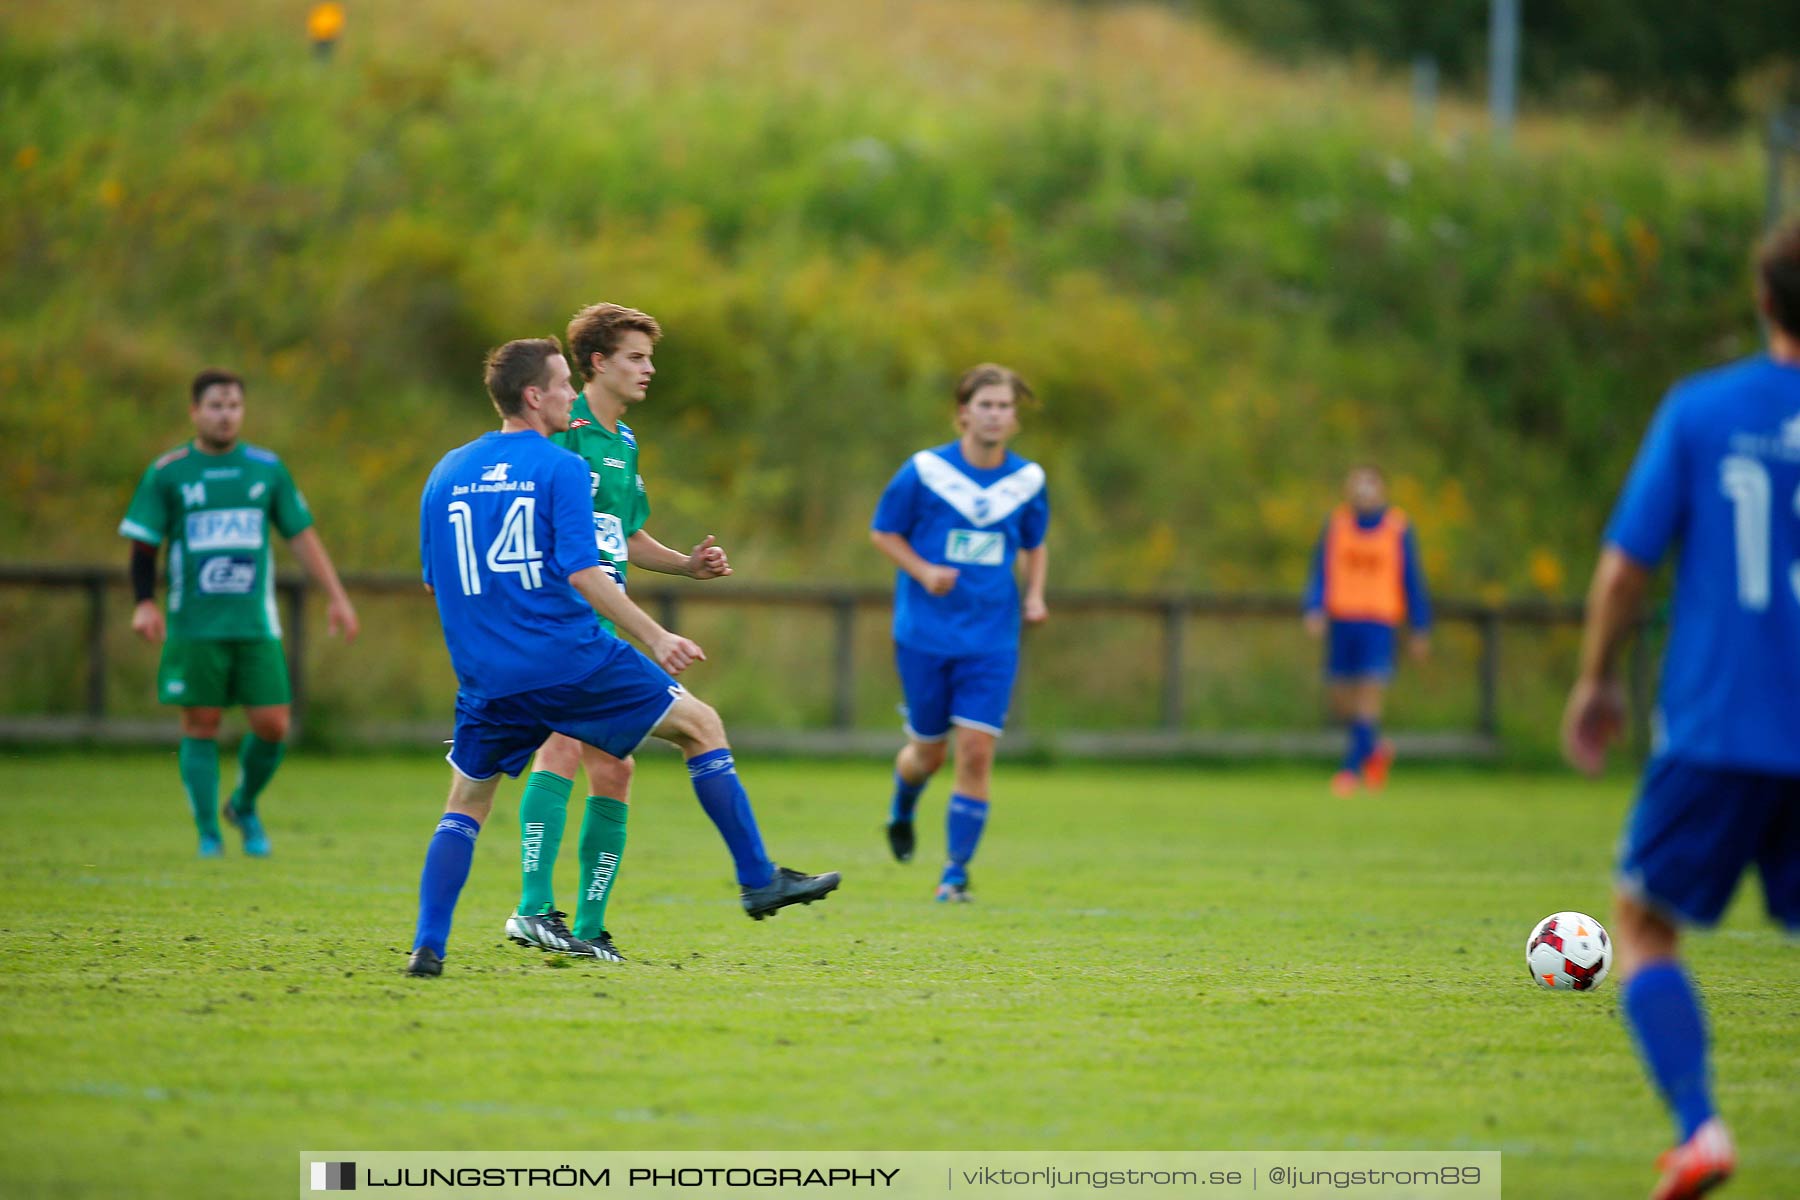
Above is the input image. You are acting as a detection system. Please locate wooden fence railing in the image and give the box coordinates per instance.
[0,564,1652,759]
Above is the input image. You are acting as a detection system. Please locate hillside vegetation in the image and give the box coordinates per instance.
[1,0,1770,602]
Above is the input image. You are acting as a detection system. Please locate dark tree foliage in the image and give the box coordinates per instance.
[1192,0,1800,124]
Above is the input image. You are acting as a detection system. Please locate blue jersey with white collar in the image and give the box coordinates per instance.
[1604,354,1800,775]
[872,442,1049,657]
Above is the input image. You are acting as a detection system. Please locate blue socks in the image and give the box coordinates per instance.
[891,772,927,825]
[1623,962,1716,1141]
[413,812,481,958]
[1344,719,1376,773]
[687,748,774,888]
[943,792,989,885]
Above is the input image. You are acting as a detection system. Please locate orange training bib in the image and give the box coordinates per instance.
[1324,505,1408,624]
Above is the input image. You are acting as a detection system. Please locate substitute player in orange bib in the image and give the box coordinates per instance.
[1302,466,1432,796]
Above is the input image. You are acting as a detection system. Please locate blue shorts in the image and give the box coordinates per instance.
[1617,757,1800,929]
[1326,620,1396,681]
[448,641,683,781]
[895,643,1018,741]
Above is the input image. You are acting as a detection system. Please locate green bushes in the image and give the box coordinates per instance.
[1196,0,1799,125]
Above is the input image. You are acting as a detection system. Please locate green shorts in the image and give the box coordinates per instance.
[158,638,292,708]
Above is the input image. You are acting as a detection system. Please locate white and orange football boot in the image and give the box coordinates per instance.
[1650,1117,1735,1200]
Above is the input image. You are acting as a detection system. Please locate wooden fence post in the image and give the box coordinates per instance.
[832,595,857,729]
[1476,609,1501,739]
[86,575,107,719]
[1161,599,1186,730]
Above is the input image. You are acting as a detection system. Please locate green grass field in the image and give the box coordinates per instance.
[0,752,1794,1198]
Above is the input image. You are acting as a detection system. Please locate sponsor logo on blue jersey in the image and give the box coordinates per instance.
[945,529,1005,565]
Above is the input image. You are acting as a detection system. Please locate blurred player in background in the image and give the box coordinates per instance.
[503,303,732,965]
[407,337,837,977]
[871,364,1049,902]
[1562,218,1800,1200]
[119,368,359,857]
[1302,465,1431,796]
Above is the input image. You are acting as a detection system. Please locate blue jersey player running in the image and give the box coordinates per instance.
[871,364,1049,902]
[1562,219,1800,1200]
[404,337,839,977]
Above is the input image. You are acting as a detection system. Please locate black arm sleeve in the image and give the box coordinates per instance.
[130,540,158,604]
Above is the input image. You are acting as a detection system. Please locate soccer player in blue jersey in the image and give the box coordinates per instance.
[1561,219,1800,1200]
[1302,465,1432,796]
[405,337,839,977]
[871,363,1049,902]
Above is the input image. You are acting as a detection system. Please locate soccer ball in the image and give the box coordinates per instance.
[1526,911,1611,991]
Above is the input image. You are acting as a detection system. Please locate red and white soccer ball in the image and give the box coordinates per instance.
[1526,911,1612,991]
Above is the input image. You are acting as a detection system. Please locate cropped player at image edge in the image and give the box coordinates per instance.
[1562,218,1800,1200]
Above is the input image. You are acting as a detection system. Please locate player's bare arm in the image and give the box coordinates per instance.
[1561,545,1651,776]
[870,529,958,595]
[288,527,360,642]
[1018,543,1049,624]
[569,564,704,674]
[627,529,731,580]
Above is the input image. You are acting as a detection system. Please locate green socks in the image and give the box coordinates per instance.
[515,775,628,934]
[182,731,282,848]
[231,733,286,816]
[517,770,573,916]
[572,796,628,940]
[178,737,221,839]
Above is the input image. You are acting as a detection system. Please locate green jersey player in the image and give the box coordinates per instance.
[119,368,359,857]
[502,304,733,963]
